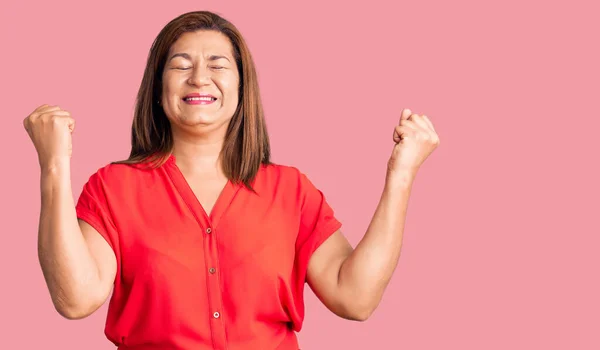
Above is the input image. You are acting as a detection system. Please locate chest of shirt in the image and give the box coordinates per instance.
[106,176,302,289]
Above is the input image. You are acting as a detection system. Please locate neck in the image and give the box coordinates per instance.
[171,135,225,176]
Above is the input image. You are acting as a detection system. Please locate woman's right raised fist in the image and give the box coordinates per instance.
[23,104,76,169]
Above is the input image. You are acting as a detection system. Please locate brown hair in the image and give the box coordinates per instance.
[114,11,271,190]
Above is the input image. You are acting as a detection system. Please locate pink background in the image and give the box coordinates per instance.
[1,0,598,349]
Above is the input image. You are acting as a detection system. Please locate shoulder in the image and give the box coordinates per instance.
[81,158,157,192]
[83,162,133,184]
[257,162,311,186]
[254,162,323,200]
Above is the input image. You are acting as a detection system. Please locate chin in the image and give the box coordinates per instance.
[178,113,233,129]
[187,112,214,122]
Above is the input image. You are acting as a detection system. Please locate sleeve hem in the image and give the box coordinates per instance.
[297,218,343,284]
[76,207,117,253]
[309,219,343,255]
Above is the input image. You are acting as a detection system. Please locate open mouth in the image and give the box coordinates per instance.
[183,95,218,105]
[183,96,217,102]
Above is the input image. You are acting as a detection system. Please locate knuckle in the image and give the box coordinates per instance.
[50,115,62,124]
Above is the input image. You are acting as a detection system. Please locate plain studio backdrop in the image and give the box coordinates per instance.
[1,1,598,349]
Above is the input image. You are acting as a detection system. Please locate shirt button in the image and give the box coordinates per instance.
[213,311,220,319]
[206,227,212,234]
[209,267,216,274]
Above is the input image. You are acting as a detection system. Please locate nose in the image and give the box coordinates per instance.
[187,66,211,87]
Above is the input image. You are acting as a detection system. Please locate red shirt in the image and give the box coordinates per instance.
[75,154,342,349]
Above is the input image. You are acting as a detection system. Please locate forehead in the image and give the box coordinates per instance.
[168,30,234,57]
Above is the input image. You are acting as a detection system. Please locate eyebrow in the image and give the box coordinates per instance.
[168,53,231,62]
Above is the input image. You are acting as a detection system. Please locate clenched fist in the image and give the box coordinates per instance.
[23,104,75,169]
[387,108,440,177]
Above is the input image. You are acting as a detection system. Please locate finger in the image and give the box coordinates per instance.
[399,118,424,132]
[398,119,436,144]
[23,116,30,130]
[36,104,61,113]
[32,105,62,118]
[410,114,430,130]
[39,110,72,120]
[54,115,76,132]
[393,125,414,143]
[399,108,412,124]
[53,115,75,132]
[23,117,32,134]
[34,104,50,111]
[422,115,436,132]
[67,117,76,132]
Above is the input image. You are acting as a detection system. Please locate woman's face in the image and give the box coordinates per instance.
[161,30,240,136]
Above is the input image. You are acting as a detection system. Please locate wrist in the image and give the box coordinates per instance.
[385,168,416,189]
[40,157,71,175]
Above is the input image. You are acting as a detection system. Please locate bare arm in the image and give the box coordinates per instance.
[307,109,439,321]
[306,173,414,321]
[38,160,116,319]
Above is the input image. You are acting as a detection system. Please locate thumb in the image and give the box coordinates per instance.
[400,108,412,123]
[67,118,76,133]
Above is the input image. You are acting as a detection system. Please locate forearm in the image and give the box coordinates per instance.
[337,169,415,316]
[37,161,101,317]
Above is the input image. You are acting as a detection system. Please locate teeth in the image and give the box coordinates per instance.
[186,97,214,101]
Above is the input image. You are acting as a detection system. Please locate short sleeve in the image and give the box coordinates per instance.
[294,171,343,285]
[75,171,120,265]
[289,171,342,331]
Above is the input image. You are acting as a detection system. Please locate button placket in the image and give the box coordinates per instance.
[168,160,232,348]
[203,223,226,347]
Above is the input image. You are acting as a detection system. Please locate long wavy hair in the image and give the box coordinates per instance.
[114,11,271,190]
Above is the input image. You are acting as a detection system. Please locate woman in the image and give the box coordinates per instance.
[23,10,439,350]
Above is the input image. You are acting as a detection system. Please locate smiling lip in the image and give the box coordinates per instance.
[183,93,217,105]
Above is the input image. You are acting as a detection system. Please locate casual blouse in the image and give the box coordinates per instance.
[75,154,342,349]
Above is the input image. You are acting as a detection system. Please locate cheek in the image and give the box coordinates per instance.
[219,74,240,103]
[162,74,185,99]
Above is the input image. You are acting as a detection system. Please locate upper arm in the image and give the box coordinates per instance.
[75,169,120,310]
[293,169,355,319]
[306,229,354,318]
[78,219,117,307]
